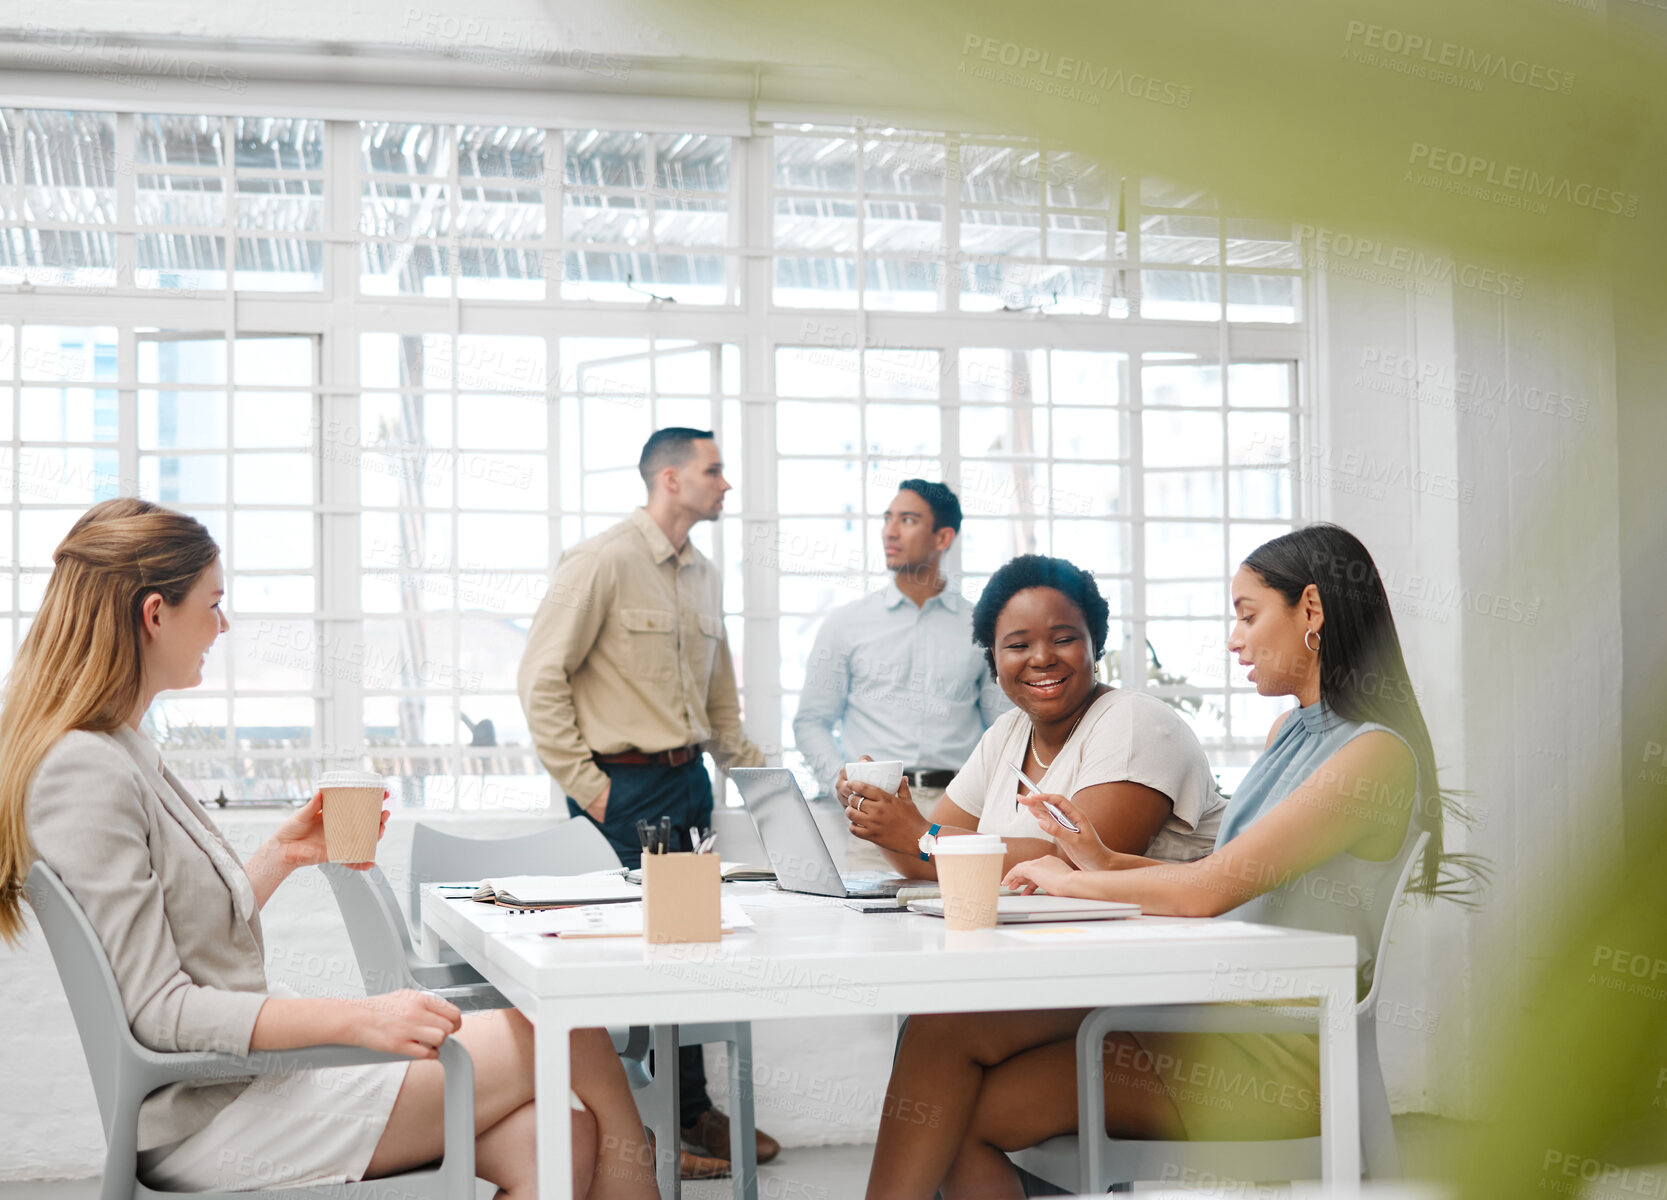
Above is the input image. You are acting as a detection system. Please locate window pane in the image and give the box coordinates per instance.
[234,393,313,447]
[656,133,729,192]
[233,511,313,569]
[362,122,450,176]
[22,111,117,225]
[777,347,859,398]
[1141,214,1218,265]
[22,326,117,383]
[960,144,1042,205]
[775,197,858,252]
[865,404,939,456]
[136,114,222,167]
[1145,470,1223,519]
[863,136,945,195]
[1052,520,1128,574]
[233,454,313,505]
[137,175,226,226]
[141,455,228,505]
[565,129,646,189]
[1140,270,1220,321]
[1142,411,1222,468]
[778,402,859,455]
[140,337,226,384]
[1229,362,1293,408]
[1144,522,1223,578]
[456,335,546,395]
[457,514,548,569]
[235,117,323,172]
[236,337,314,386]
[777,459,862,515]
[19,388,118,443]
[1052,408,1120,459]
[1227,274,1298,323]
[775,135,856,191]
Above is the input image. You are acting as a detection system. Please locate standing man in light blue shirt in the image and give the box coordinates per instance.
[793,480,1009,870]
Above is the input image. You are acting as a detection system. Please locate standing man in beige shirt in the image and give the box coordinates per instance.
[517,427,777,1179]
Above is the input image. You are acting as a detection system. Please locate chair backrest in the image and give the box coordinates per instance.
[407,819,622,932]
[320,865,419,995]
[1360,829,1432,1013]
[25,862,142,1138]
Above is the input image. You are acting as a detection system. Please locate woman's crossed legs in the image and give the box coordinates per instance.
[366,1009,657,1200]
[867,1008,1187,1200]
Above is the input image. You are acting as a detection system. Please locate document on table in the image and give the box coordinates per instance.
[523,898,757,938]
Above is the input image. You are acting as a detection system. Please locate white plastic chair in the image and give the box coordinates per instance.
[1012,830,1431,1192]
[26,860,476,1200]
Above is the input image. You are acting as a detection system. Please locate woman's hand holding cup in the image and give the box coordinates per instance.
[841,759,925,853]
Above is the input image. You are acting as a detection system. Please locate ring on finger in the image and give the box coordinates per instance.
[854,796,864,812]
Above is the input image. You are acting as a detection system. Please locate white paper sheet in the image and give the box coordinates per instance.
[522,897,756,937]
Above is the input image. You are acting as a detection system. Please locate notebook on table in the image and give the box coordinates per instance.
[470,871,640,909]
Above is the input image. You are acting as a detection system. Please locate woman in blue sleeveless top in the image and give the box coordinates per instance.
[865,524,1478,1200]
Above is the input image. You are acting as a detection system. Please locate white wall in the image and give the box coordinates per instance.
[1310,249,1625,1115]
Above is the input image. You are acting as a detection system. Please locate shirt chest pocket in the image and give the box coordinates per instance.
[694,612,722,679]
[615,607,678,681]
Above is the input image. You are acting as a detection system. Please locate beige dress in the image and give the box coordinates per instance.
[27,726,410,1191]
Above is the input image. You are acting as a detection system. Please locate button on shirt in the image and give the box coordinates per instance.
[518,507,763,806]
[792,580,1010,792]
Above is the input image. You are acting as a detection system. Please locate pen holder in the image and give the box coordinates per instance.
[642,852,722,943]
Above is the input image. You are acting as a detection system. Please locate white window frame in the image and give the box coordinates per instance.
[0,89,1310,808]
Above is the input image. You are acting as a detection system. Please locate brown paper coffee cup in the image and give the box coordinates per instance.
[316,770,385,863]
[934,836,1006,931]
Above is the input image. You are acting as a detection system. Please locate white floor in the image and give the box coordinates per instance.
[0,1119,1499,1200]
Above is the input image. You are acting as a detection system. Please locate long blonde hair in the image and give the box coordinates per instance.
[0,499,220,944]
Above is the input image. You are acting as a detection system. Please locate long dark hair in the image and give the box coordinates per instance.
[1243,523,1487,902]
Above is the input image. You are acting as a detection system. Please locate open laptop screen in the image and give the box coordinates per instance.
[730,767,846,897]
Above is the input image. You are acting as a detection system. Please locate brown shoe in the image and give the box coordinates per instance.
[682,1107,781,1165]
[679,1149,732,1180]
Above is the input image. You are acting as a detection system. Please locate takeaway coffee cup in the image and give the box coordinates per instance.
[315,769,386,863]
[844,759,904,794]
[933,834,1006,931]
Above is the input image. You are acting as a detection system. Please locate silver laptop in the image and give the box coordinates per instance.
[730,767,907,898]
[907,895,1140,923]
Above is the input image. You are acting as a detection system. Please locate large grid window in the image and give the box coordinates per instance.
[0,100,1307,809]
[769,344,1300,790]
[767,123,1301,322]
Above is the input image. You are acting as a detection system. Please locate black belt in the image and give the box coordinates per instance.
[904,768,955,789]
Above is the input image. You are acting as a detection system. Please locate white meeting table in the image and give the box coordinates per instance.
[420,884,1362,1200]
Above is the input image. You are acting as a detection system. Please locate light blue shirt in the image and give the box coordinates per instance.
[792,580,1010,791]
[1214,699,1422,999]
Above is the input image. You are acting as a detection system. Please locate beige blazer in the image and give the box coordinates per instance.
[27,725,270,1152]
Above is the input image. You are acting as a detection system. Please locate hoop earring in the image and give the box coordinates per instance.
[1304,628,1321,653]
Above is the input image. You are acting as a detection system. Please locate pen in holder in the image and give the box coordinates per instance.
[642,851,722,943]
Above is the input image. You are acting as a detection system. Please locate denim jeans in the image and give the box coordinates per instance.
[570,758,716,1125]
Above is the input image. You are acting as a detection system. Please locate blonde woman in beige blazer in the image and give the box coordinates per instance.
[0,499,657,1199]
